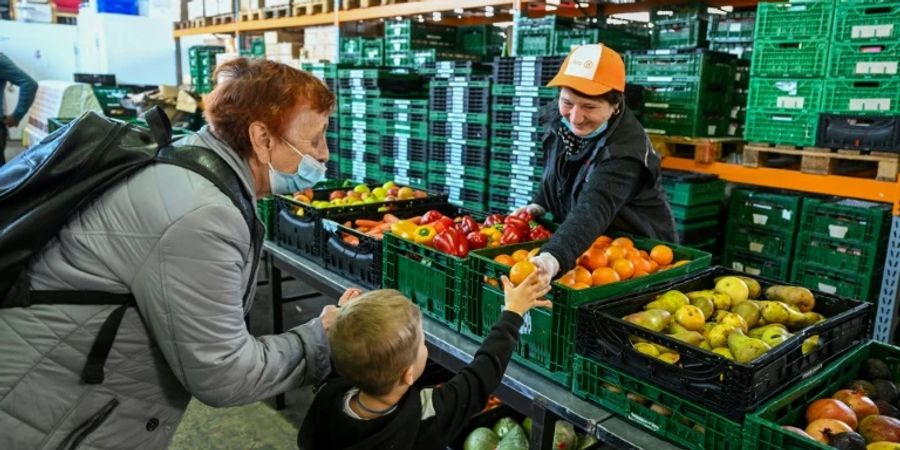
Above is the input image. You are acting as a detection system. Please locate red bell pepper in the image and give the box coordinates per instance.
[500,226,525,245]
[420,210,445,225]
[483,214,505,227]
[515,210,533,222]
[467,231,488,250]
[434,228,469,257]
[433,216,455,233]
[529,224,551,241]
[504,215,531,234]
[456,215,480,235]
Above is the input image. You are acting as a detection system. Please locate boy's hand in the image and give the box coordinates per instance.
[339,288,363,306]
[320,305,339,333]
[501,269,552,317]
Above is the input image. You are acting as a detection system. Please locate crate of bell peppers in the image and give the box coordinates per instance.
[273,181,445,261]
[321,204,469,289]
[382,209,554,331]
[466,235,711,387]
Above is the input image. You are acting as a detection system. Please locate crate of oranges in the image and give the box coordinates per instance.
[465,235,712,387]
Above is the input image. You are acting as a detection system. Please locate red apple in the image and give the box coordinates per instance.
[329,190,345,200]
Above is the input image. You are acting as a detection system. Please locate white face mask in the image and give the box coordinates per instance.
[268,139,327,195]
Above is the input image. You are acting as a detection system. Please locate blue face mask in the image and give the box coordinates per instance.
[268,139,327,195]
[561,117,608,139]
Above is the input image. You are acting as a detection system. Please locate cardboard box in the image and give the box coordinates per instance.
[187,0,204,19]
[217,0,232,14]
[203,0,218,16]
[264,30,303,44]
[263,0,289,9]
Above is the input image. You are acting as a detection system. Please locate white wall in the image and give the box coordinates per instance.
[0,21,78,138]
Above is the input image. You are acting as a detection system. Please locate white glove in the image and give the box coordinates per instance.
[514,203,546,218]
[530,252,560,278]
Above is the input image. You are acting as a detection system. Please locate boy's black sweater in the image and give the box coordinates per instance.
[297,311,524,450]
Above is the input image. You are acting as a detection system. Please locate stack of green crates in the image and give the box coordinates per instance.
[791,198,891,302]
[339,37,383,66]
[456,25,506,61]
[378,98,429,189]
[488,56,561,213]
[821,1,900,124]
[188,46,225,94]
[723,188,803,283]
[661,170,725,255]
[337,69,383,184]
[384,19,468,67]
[745,0,834,146]
[428,76,492,211]
[707,9,755,60]
[627,49,737,137]
[728,60,750,138]
[651,3,709,49]
[518,16,650,56]
[302,63,340,179]
[515,15,574,56]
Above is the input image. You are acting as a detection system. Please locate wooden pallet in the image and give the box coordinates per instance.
[188,17,213,28]
[743,143,900,182]
[261,5,291,19]
[292,0,333,16]
[210,14,234,25]
[649,135,744,164]
[341,0,406,10]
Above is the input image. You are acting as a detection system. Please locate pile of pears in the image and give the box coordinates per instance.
[623,275,826,365]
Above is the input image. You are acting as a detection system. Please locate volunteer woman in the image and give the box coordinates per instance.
[524,43,676,278]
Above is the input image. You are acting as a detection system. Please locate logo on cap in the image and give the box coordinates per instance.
[563,45,602,80]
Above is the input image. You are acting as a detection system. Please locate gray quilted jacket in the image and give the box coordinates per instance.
[0,127,331,449]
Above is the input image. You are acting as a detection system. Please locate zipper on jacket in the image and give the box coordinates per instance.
[56,398,119,450]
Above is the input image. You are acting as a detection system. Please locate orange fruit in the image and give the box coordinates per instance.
[582,246,609,271]
[494,254,515,266]
[558,271,577,287]
[648,260,660,273]
[611,237,634,248]
[605,245,626,262]
[650,245,674,266]
[639,250,650,258]
[612,258,636,280]
[629,255,652,274]
[633,270,649,278]
[509,260,536,285]
[512,249,530,262]
[573,266,593,285]
[672,260,691,268]
[592,267,620,286]
[593,235,613,247]
[572,282,591,290]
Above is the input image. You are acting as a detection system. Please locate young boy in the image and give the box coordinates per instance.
[298,269,552,450]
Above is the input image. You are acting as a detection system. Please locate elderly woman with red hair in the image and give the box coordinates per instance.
[0,59,344,450]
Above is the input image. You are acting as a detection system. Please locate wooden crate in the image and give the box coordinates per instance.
[743,143,900,181]
[649,135,744,164]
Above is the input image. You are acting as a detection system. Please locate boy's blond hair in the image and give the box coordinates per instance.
[328,289,422,396]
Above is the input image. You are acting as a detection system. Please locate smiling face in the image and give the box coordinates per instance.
[558,87,619,137]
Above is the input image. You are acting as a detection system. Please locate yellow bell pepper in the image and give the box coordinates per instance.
[480,227,501,240]
[390,220,418,240]
[413,225,437,246]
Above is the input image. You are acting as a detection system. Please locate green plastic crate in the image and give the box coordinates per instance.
[833,1,900,42]
[572,354,743,450]
[627,50,737,83]
[554,29,599,55]
[491,84,557,98]
[791,261,883,302]
[640,109,730,138]
[753,0,834,41]
[743,109,820,146]
[798,197,891,244]
[427,161,487,180]
[652,19,708,49]
[707,11,756,42]
[431,135,489,148]
[725,224,795,257]
[750,40,830,78]
[489,160,543,179]
[428,110,490,125]
[427,174,489,192]
[728,188,803,232]
[747,78,824,113]
[466,238,711,386]
[822,78,900,115]
[743,341,898,450]
[669,203,720,222]
[828,40,900,79]
[489,178,542,196]
[372,119,428,138]
[661,178,726,207]
[794,233,887,275]
[723,248,792,282]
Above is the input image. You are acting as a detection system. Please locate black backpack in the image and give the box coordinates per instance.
[0,107,263,384]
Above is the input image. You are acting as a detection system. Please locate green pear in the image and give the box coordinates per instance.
[715,276,750,305]
[748,323,788,339]
[765,285,815,312]
[623,309,672,333]
[669,331,705,347]
[708,323,738,348]
[715,275,761,299]
[667,321,691,335]
[644,290,690,314]
[731,301,761,329]
[727,330,772,364]
[712,347,734,360]
[690,296,716,320]
[760,326,793,347]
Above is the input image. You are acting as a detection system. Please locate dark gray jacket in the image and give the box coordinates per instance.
[535,105,676,273]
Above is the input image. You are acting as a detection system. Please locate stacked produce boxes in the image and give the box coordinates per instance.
[627,49,737,137]
[428,72,492,211]
[707,9,755,60]
[378,98,429,189]
[384,19,477,67]
[302,62,340,179]
[517,15,650,57]
[189,45,225,94]
[661,170,725,255]
[723,188,804,283]
[339,36,384,66]
[651,2,709,50]
[487,56,562,213]
[745,0,834,146]
[791,198,892,302]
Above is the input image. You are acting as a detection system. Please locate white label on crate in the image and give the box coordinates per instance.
[850,98,891,112]
[856,61,898,76]
[732,262,745,272]
[752,213,768,225]
[801,363,824,380]
[628,413,661,432]
[745,267,762,276]
[645,102,670,109]
[828,224,849,239]
[708,125,717,135]
[782,210,793,221]
[648,76,674,83]
[852,24,894,40]
[729,23,743,32]
[749,242,764,253]
[728,123,739,136]
[777,96,805,109]
[817,283,838,295]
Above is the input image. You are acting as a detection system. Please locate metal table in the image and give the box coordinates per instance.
[264,241,682,450]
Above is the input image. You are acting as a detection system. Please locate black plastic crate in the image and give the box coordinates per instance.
[491,125,543,144]
[429,140,490,167]
[817,114,900,153]
[379,109,428,122]
[491,149,545,168]
[430,121,490,141]
[382,136,429,161]
[576,266,872,422]
[492,56,564,85]
[429,93,491,114]
[491,109,543,128]
[492,93,556,110]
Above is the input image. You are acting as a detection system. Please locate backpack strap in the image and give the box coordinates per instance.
[143,106,174,148]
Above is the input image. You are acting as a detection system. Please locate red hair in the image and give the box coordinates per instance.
[205,58,336,158]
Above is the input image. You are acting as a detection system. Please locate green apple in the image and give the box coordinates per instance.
[382,181,397,190]
[363,196,378,204]
[372,187,388,200]
[353,184,371,194]
[715,276,750,305]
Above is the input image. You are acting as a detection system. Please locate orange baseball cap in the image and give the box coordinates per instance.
[547,43,626,96]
